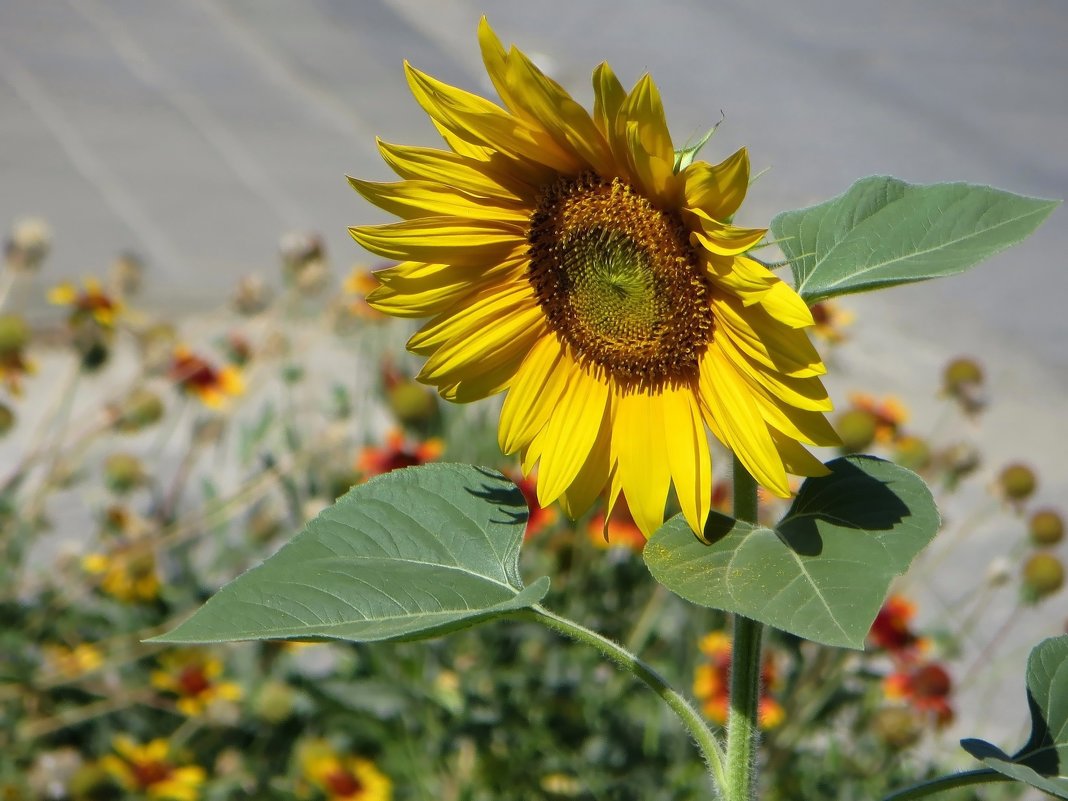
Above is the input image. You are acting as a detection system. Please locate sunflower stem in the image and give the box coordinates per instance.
[520,605,727,794]
[726,457,764,801]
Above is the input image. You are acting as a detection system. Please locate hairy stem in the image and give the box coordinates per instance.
[520,605,727,794]
[725,457,763,801]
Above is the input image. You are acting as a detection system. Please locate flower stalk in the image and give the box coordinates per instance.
[725,456,764,801]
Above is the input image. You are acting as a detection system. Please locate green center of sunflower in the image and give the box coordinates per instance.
[527,173,712,386]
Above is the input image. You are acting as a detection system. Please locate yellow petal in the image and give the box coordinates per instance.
[769,429,831,477]
[682,148,750,221]
[620,74,674,165]
[662,385,714,535]
[624,120,676,203]
[558,407,614,519]
[498,334,568,454]
[405,62,574,176]
[614,390,671,537]
[418,305,544,386]
[690,209,767,256]
[349,217,524,266]
[535,361,610,504]
[502,46,614,175]
[347,177,529,222]
[592,62,627,158]
[699,347,789,497]
[47,282,77,306]
[408,282,536,352]
[377,139,529,202]
[715,331,832,411]
[713,295,826,378]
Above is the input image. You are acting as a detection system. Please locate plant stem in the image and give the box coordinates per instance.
[521,605,727,794]
[726,456,763,801]
[880,769,1012,801]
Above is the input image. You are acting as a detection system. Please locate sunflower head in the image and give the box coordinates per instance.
[350,18,837,537]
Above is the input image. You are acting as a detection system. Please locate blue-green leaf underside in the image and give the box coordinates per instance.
[152,464,549,644]
[770,176,1059,303]
[644,456,939,649]
[961,635,1068,798]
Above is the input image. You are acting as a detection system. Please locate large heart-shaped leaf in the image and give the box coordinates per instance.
[961,635,1068,798]
[153,464,549,644]
[644,456,939,648]
[770,176,1058,302]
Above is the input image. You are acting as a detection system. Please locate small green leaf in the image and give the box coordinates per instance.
[643,456,939,648]
[152,464,549,644]
[673,122,721,173]
[770,176,1059,302]
[961,635,1068,798]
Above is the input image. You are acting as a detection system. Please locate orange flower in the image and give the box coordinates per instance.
[586,496,645,552]
[150,649,243,717]
[513,472,558,539]
[883,662,954,726]
[693,631,783,729]
[48,277,122,328]
[809,300,854,344]
[848,392,908,444]
[342,267,387,320]
[169,346,244,409]
[357,429,443,478]
[868,595,926,656]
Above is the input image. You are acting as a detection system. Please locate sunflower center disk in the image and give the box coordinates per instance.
[527,173,712,387]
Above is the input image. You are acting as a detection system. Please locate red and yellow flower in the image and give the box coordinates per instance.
[298,740,392,801]
[169,346,244,409]
[150,649,243,716]
[357,429,443,478]
[100,736,205,801]
[48,277,122,328]
[693,631,784,729]
[883,661,954,726]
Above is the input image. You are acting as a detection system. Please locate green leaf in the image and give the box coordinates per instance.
[961,635,1068,798]
[151,464,549,644]
[643,456,939,648]
[770,176,1059,302]
[673,122,720,173]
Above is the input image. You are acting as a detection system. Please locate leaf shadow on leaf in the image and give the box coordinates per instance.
[1017,689,1061,774]
[777,459,912,556]
[462,466,528,527]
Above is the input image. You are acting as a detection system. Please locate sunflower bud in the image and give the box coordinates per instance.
[893,435,931,472]
[104,453,145,494]
[1029,509,1064,547]
[387,379,439,431]
[1022,553,1064,603]
[0,314,29,355]
[253,680,297,723]
[113,388,165,432]
[4,217,51,272]
[998,463,1037,503]
[0,402,14,437]
[942,357,983,395]
[872,706,922,749]
[231,274,274,316]
[835,409,877,453]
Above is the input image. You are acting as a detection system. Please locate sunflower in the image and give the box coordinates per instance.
[349,19,838,537]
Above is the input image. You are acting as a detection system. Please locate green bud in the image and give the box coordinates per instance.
[1029,509,1064,547]
[104,453,144,494]
[1022,553,1064,603]
[835,409,877,453]
[942,357,983,394]
[387,380,439,429]
[872,706,922,749]
[0,402,13,437]
[893,435,931,472]
[114,388,165,432]
[0,315,29,355]
[253,680,296,723]
[999,463,1037,502]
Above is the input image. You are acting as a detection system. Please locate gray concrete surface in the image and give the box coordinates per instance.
[2,0,1067,767]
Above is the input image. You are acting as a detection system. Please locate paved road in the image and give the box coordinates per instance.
[2,0,1066,754]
